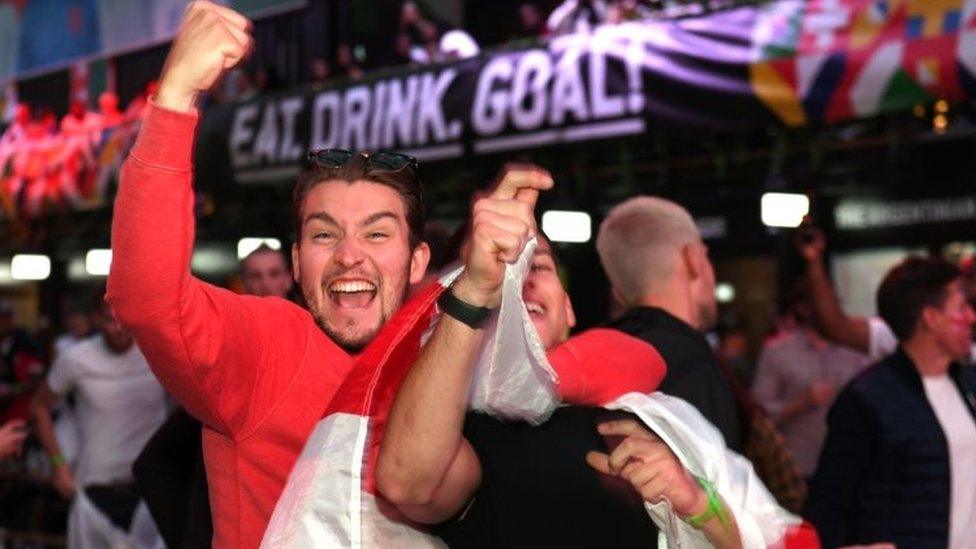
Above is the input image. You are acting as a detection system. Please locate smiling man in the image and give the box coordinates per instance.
[104,3,569,548]
[104,3,436,547]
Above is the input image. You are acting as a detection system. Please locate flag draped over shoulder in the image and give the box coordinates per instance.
[261,238,811,548]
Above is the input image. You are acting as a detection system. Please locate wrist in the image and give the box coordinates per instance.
[451,274,500,309]
[154,81,199,113]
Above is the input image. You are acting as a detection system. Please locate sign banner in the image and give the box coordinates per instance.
[202,0,976,185]
[4,0,976,218]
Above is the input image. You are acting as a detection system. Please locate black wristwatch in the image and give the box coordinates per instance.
[438,288,495,329]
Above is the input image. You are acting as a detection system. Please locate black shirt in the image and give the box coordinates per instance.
[607,307,743,452]
[434,406,658,548]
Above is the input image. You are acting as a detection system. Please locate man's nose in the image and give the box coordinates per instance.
[333,236,366,267]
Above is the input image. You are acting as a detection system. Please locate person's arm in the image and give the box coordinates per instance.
[586,419,742,549]
[0,419,27,461]
[798,229,871,354]
[106,3,304,435]
[803,388,879,548]
[551,328,666,406]
[376,166,553,523]
[32,381,75,499]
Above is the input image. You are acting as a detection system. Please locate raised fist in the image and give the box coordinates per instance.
[156,1,253,112]
[452,164,553,309]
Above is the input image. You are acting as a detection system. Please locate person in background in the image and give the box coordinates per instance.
[805,257,976,548]
[798,225,976,363]
[334,43,364,80]
[751,278,870,480]
[0,417,27,461]
[239,244,294,299]
[53,308,93,361]
[547,0,608,35]
[596,196,744,451]
[516,3,547,38]
[32,292,168,548]
[309,57,330,90]
[0,300,45,425]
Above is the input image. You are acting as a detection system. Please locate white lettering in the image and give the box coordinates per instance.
[229,104,258,168]
[383,76,420,148]
[253,103,279,164]
[278,97,305,161]
[511,51,551,131]
[417,69,458,144]
[311,92,340,150]
[341,85,371,150]
[472,57,514,136]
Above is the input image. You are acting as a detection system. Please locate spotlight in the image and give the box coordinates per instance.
[237,238,282,260]
[541,210,591,243]
[11,254,51,281]
[85,249,112,276]
[761,193,809,228]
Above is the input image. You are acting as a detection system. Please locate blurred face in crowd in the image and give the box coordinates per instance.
[65,311,92,339]
[293,180,428,353]
[241,249,293,298]
[523,238,575,350]
[925,279,976,362]
[94,302,133,353]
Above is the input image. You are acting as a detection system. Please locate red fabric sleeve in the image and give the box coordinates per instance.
[781,521,822,549]
[547,328,667,406]
[106,103,310,438]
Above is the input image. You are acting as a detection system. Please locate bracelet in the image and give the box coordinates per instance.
[683,476,730,530]
[438,288,494,329]
[50,453,67,468]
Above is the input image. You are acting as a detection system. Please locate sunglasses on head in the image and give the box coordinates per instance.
[306,149,418,173]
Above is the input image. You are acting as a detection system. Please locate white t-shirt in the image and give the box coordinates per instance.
[868,317,976,363]
[921,374,976,549]
[47,336,168,486]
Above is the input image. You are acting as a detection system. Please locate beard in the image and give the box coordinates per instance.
[303,279,411,355]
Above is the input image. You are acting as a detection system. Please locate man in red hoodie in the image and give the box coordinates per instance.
[107,3,664,547]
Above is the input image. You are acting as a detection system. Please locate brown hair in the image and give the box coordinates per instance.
[292,155,425,248]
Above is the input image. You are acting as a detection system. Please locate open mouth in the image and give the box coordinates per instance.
[328,279,377,309]
[525,301,546,318]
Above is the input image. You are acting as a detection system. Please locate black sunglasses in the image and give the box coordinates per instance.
[306,149,418,174]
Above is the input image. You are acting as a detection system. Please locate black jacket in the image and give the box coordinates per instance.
[804,348,976,548]
[606,307,743,452]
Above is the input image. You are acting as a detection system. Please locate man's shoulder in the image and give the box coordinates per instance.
[608,308,711,357]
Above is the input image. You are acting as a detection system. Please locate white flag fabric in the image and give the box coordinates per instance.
[262,238,804,548]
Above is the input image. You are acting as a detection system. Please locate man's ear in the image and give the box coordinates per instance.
[565,294,577,331]
[919,305,939,334]
[409,242,431,285]
[291,243,301,283]
[681,243,701,280]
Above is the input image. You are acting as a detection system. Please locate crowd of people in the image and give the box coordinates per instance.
[2,1,976,548]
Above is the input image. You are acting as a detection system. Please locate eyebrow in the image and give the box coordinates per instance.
[303,210,399,228]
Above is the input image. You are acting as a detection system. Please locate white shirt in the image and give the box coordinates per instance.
[47,336,168,486]
[921,374,976,549]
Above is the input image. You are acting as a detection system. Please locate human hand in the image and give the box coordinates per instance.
[452,164,553,309]
[156,1,253,112]
[0,419,27,460]
[52,464,77,500]
[796,225,826,263]
[586,418,706,518]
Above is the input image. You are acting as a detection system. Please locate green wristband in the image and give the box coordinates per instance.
[683,476,730,530]
[50,453,67,468]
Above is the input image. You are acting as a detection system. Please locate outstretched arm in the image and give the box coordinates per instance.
[587,419,742,549]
